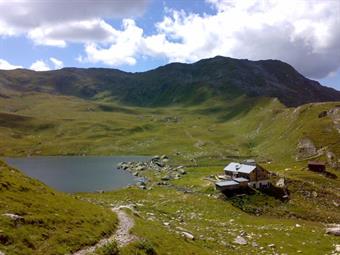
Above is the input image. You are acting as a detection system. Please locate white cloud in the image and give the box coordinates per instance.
[28,19,117,47]
[0,59,22,70]
[49,57,63,69]
[78,0,340,78]
[30,60,50,71]
[80,19,143,66]
[0,0,149,46]
[141,0,340,78]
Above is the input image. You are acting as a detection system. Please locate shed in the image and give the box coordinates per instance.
[308,161,326,172]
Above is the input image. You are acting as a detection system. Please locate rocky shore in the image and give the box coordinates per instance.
[117,155,186,189]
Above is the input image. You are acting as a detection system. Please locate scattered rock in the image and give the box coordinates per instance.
[326,151,338,169]
[2,213,24,222]
[318,111,328,118]
[233,236,247,245]
[252,241,258,247]
[312,191,318,198]
[178,169,187,175]
[161,176,170,181]
[276,178,285,188]
[160,155,168,160]
[268,243,275,248]
[326,224,340,236]
[335,244,340,252]
[181,231,195,240]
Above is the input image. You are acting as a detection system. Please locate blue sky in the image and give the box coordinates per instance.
[0,0,339,90]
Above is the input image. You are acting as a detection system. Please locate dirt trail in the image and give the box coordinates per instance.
[73,207,137,255]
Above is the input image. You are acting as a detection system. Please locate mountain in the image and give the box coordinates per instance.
[1,56,340,107]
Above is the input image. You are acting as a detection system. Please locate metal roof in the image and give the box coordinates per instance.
[215,180,239,187]
[224,162,256,174]
[233,177,249,182]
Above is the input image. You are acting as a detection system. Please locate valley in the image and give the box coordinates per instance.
[0,56,339,254]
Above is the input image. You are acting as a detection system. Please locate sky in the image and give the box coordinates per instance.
[0,0,339,90]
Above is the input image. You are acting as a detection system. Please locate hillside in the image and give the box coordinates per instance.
[1,56,340,107]
[0,92,339,170]
[0,160,117,255]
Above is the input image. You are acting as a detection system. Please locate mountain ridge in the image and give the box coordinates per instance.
[1,56,340,107]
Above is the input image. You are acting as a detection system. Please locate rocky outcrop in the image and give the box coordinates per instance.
[326,151,339,169]
[296,137,317,159]
[118,155,186,188]
[328,106,340,133]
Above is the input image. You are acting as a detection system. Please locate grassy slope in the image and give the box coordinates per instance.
[81,186,338,255]
[0,160,117,255]
[0,93,338,165]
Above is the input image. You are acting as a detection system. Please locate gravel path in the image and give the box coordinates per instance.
[73,207,137,255]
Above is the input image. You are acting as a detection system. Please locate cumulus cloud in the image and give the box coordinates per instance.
[0,0,149,46]
[49,57,63,69]
[141,0,340,78]
[78,0,340,78]
[0,59,22,70]
[30,60,50,71]
[80,19,143,66]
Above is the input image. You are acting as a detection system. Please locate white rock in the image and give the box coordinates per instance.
[335,244,340,252]
[182,231,195,240]
[234,236,247,245]
[326,225,340,236]
[2,213,23,221]
[0,251,5,255]
[268,243,275,248]
[295,224,301,228]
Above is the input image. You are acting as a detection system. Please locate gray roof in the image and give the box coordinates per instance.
[215,180,239,187]
[233,177,249,183]
[224,162,256,174]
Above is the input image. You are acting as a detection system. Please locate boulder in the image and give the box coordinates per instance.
[160,155,169,160]
[181,231,195,240]
[0,251,5,255]
[152,155,160,161]
[233,236,247,245]
[178,169,187,175]
[161,176,171,181]
[2,213,24,222]
[276,178,285,188]
[326,151,338,168]
[318,111,328,118]
[335,244,340,253]
[326,224,340,236]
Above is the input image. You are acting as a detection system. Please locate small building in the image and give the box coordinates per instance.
[222,161,270,189]
[308,161,326,172]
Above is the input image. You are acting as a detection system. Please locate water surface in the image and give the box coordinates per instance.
[5,156,148,193]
